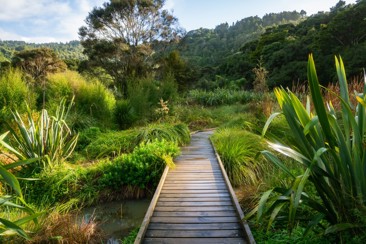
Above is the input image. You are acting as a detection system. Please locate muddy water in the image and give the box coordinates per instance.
[82,199,151,242]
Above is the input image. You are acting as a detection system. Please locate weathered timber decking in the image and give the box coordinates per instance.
[135,131,255,244]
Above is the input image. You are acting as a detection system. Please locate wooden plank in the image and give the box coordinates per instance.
[163,183,226,186]
[154,206,235,212]
[159,193,230,198]
[156,201,233,207]
[160,189,228,194]
[153,211,237,217]
[143,237,246,244]
[170,169,221,172]
[164,180,225,184]
[134,166,169,244]
[162,186,227,190]
[145,229,242,238]
[158,197,231,202]
[148,222,241,229]
[150,216,239,224]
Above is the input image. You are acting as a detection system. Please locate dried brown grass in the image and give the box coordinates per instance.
[291,76,364,111]
[28,212,104,244]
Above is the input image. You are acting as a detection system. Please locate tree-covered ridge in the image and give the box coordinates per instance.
[218,0,366,89]
[0,40,86,62]
[171,11,304,71]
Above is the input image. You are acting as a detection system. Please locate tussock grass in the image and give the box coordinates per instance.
[211,128,265,186]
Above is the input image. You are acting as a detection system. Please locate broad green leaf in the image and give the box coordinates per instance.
[325,223,360,235]
[0,218,29,239]
[0,165,23,198]
[262,112,281,137]
[257,189,273,221]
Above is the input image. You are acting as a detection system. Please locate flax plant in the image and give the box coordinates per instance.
[256,55,366,235]
[7,98,78,170]
[0,132,40,239]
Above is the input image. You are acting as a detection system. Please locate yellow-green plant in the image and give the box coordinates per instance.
[7,98,78,170]
[0,132,40,239]
[257,55,366,235]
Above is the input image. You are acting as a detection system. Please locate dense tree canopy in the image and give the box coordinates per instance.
[12,47,67,83]
[79,0,183,96]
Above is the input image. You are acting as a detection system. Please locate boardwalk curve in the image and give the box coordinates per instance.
[135,131,255,243]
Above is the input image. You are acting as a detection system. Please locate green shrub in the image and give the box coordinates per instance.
[211,128,265,186]
[127,76,178,122]
[83,123,189,159]
[26,140,180,207]
[99,139,180,189]
[47,71,116,127]
[0,69,35,127]
[76,127,102,151]
[114,99,137,129]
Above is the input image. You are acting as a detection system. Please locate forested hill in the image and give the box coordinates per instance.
[174,11,304,67]
[0,40,85,62]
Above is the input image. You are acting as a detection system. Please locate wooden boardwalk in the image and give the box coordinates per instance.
[135,131,255,244]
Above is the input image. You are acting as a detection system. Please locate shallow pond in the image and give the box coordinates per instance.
[82,199,151,242]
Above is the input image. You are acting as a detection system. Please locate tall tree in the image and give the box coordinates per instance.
[12,47,67,107]
[79,0,183,96]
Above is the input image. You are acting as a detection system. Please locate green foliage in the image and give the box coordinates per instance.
[83,130,138,159]
[114,99,137,130]
[27,139,180,207]
[0,40,85,61]
[187,88,261,106]
[252,226,335,244]
[75,127,102,151]
[83,123,189,159]
[169,11,303,83]
[127,76,178,122]
[257,55,366,235]
[0,69,35,127]
[7,99,78,172]
[0,132,39,239]
[122,228,139,244]
[136,123,190,146]
[47,70,116,128]
[211,128,265,186]
[99,139,179,189]
[12,47,67,84]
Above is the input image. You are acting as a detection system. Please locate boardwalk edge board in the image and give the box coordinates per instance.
[210,137,256,244]
[134,165,170,244]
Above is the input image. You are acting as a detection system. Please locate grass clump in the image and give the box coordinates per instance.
[211,128,265,186]
[187,88,262,106]
[82,123,189,160]
[136,123,190,146]
[83,130,138,159]
[47,70,116,128]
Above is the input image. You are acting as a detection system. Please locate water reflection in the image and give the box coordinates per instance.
[82,199,151,241]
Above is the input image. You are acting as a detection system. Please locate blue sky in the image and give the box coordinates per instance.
[0,0,357,43]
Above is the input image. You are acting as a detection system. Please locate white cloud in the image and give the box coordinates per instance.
[0,0,105,43]
[0,0,71,21]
